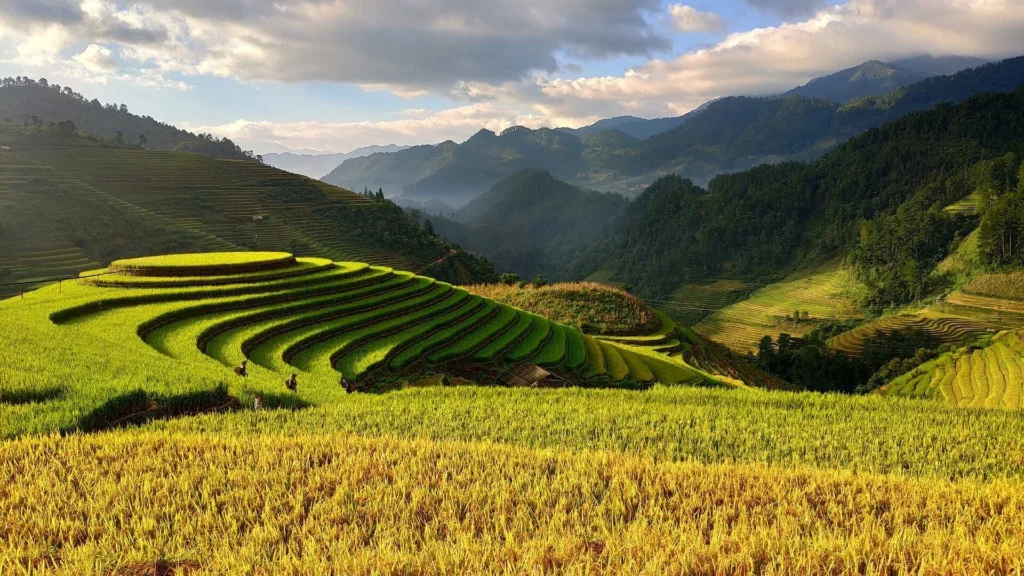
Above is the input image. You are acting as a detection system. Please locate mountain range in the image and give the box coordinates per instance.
[323,56,1022,208]
[786,56,988,102]
[263,145,410,178]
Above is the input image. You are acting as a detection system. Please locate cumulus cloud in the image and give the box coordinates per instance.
[517,0,1024,120]
[0,0,670,91]
[669,5,726,33]
[72,43,116,73]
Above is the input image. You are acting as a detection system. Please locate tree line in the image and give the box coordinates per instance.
[0,76,261,163]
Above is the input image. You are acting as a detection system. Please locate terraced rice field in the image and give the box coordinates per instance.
[7,256,1024,572]
[828,313,989,356]
[885,330,1024,409]
[694,269,863,353]
[2,252,722,434]
[657,279,755,326]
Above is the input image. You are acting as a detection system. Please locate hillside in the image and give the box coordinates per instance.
[578,87,1024,298]
[322,56,1024,204]
[890,55,990,77]
[430,169,628,279]
[785,60,926,102]
[0,124,496,296]
[0,77,258,161]
[559,111,699,140]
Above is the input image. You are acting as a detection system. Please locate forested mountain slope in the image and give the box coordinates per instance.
[325,56,1024,205]
[577,87,1024,298]
[0,77,258,161]
[786,61,926,102]
[428,170,627,279]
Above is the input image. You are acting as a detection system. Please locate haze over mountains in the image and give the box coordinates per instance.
[263,145,410,179]
[323,56,1020,208]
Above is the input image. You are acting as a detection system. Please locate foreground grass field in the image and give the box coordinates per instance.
[4,252,1024,573]
[4,430,1023,575]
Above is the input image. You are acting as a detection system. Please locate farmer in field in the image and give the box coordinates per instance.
[234,360,248,378]
[341,376,353,394]
[285,374,298,393]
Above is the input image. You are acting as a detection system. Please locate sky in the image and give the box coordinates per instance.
[1,0,1023,154]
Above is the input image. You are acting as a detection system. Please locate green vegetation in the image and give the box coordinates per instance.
[693,268,862,354]
[5,252,1024,572]
[109,251,296,276]
[785,60,927,102]
[430,169,628,279]
[0,252,727,438]
[577,84,1024,298]
[658,279,755,326]
[885,330,1024,409]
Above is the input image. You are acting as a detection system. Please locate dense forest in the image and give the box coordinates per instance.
[0,77,261,162]
[577,88,1024,300]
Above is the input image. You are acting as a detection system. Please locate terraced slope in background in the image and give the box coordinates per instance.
[5,252,725,434]
[693,269,863,354]
[657,279,757,327]
[0,141,460,297]
[828,313,990,356]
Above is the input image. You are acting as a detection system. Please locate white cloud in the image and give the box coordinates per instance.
[514,0,1024,120]
[668,5,726,33]
[0,0,670,91]
[184,103,590,154]
[72,43,116,73]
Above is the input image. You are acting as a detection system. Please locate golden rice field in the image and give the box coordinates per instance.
[694,268,863,353]
[827,313,989,356]
[466,282,660,336]
[3,431,1024,575]
[5,253,1024,573]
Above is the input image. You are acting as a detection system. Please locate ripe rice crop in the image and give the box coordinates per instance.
[467,282,659,335]
[2,431,1023,575]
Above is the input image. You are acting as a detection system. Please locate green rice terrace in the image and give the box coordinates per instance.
[0,252,736,437]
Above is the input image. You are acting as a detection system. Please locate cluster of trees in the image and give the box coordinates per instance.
[580,87,1024,299]
[362,187,386,201]
[852,180,975,310]
[977,154,1024,266]
[0,76,261,162]
[754,328,944,394]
